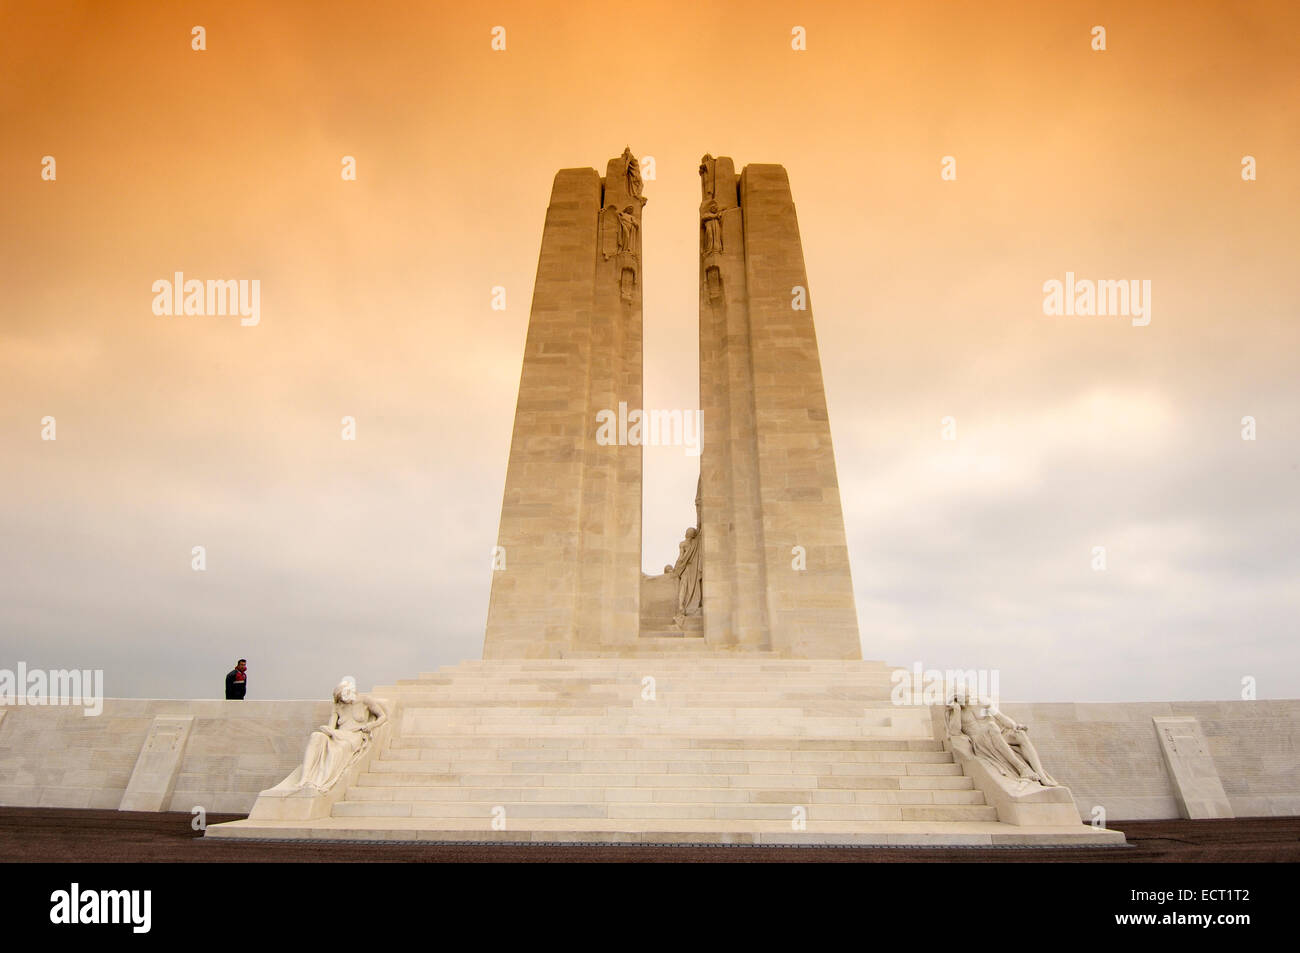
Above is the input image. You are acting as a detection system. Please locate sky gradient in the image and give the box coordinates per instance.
[2,0,1298,702]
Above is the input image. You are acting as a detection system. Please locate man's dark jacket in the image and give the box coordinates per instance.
[225,669,247,700]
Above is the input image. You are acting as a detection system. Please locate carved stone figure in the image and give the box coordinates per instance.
[701,201,724,256]
[945,694,1058,787]
[295,679,389,792]
[699,153,716,202]
[617,205,638,254]
[623,147,643,201]
[672,526,702,626]
[706,265,722,300]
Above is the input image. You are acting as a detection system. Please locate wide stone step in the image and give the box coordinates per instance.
[206,815,1126,846]
[396,712,931,728]
[396,714,908,724]
[383,697,902,709]
[362,771,975,793]
[399,702,905,711]
[453,657,891,667]
[359,764,964,785]
[386,736,945,751]
[383,690,900,699]
[366,764,967,774]
[343,785,985,804]
[382,686,892,694]
[395,726,919,739]
[383,698,902,708]
[405,677,899,685]
[384,698,902,709]
[417,661,892,667]
[379,673,899,689]
[370,751,955,770]
[386,689,901,698]
[434,660,894,670]
[386,672,898,681]
[480,644,753,658]
[639,625,704,639]
[369,756,960,773]
[331,801,1000,822]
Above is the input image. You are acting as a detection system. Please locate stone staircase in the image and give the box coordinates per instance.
[206,658,1124,846]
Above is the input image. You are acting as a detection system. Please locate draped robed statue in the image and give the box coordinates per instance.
[945,692,1058,787]
[295,679,390,792]
[672,475,704,627]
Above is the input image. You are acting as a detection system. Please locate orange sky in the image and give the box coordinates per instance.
[2,0,1298,701]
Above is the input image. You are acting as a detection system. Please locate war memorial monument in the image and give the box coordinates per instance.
[3,152,1296,848]
[199,152,1149,845]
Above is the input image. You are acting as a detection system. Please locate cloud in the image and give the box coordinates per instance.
[841,386,1299,701]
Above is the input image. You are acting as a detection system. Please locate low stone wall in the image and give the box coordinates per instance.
[998,701,1300,820]
[1,697,1296,820]
[0,699,329,814]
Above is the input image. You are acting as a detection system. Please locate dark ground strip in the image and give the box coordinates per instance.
[0,809,1297,862]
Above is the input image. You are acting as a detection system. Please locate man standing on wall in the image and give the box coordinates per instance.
[225,659,248,700]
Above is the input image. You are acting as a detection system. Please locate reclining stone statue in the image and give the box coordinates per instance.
[245,678,391,821]
[945,692,1057,787]
[293,679,389,793]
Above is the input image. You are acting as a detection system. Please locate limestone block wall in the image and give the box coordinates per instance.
[698,158,861,658]
[0,697,1296,819]
[485,157,643,658]
[999,700,1300,820]
[0,699,328,814]
[639,572,677,634]
[739,164,861,660]
[574,157,644,652]
[699,156,770,652]
[484,168,602,657]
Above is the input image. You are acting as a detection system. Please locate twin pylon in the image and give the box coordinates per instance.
[485,151,861,660]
